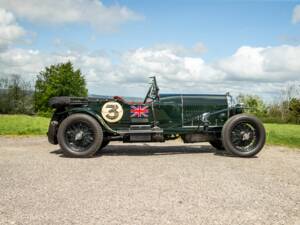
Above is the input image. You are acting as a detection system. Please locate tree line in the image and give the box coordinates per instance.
[0,74,34,114]
[0,62,87,116]
[0,61,299,123]
[237,84,300,124]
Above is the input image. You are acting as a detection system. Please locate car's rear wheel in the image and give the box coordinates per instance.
[209,140,225,150]
[222,114,266,157]
[101,139,110,148]
[57,113,103,157]
[97,139,110,153]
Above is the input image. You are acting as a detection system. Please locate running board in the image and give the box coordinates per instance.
[116,125,164,142]
[116,128,163,135]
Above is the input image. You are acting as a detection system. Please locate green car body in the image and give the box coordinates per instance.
[48,77,265,157]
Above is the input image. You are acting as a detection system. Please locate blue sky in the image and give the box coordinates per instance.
[21,1,299,59]
[0,0,300,99]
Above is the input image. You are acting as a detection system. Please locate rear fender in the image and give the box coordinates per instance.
[49,107,116,145]
[67,108,117,134]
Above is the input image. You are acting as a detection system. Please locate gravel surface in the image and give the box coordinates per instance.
[0,136,299,225]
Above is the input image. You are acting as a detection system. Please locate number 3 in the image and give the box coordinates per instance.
[101,101,123,123]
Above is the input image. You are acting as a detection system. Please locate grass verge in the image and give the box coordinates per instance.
[264,123,300,149]
[0,115,50,135]
[0,115,299,149]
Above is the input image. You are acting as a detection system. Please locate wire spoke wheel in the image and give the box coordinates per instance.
[230,122,257,152]
[222,114,266,157]
[64,121,95,152]
[57,114,106,157]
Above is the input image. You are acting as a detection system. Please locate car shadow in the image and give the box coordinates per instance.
[50,144,237,158]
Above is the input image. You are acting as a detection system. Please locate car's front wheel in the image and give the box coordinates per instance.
[57,113,103,157]
[222,114,266,157]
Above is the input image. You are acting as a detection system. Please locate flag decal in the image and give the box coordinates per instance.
[130,105,149,118]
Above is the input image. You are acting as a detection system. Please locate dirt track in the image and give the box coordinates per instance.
[0,136,299,225]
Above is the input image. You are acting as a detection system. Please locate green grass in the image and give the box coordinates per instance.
[0,115,50,135]
[0,115,299,149]
[265,123,300,148]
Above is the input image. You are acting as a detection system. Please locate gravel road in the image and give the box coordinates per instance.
[0,136,299,225]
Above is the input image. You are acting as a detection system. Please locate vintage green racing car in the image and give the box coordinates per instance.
[48,77,266,158]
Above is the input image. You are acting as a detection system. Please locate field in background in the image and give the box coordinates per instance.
[264,123,300,149]
[0,115,49,135]
[0,115,299,148]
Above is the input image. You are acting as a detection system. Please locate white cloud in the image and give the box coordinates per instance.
[0,8,25,49]
[119,47,224,87]
[0,48,112,80]
[217,46,266,81]
[1,44,300,99]
[0,2,299,100]
[0,0,141,32]
[0,48,50,76]
[149,42,207,56]
[217,45,300,82]
[292,5,300,24]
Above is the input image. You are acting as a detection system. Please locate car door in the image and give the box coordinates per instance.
[154,95,182,129]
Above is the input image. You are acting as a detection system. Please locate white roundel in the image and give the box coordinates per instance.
[101,101,123,123]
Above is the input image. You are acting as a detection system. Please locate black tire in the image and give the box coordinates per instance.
[57,113,103,157]
[222,114,266,157]
[209,140,225,150]
[101,139,110,148]
[97,139,110,153]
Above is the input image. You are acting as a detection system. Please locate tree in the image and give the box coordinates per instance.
[289,98,300,123]
[278,83,300,122]
[34,62,88,112]
[0,75,33,114]
[236,94,267,118]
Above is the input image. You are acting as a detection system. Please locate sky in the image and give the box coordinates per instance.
[0,0,300,100]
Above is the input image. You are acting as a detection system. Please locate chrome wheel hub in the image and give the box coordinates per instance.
[64,122,95,152]
[242,132,251,141]
[231,122,258,152]
[75,131,84,141]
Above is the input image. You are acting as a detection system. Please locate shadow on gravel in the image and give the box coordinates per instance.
[50,144,240,158]
[101,144,213,156]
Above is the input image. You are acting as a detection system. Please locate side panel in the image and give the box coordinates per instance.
[87,100,154,130]
[154,96,182,129]
[182,95,228,126]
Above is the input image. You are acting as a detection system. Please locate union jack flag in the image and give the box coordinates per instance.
[130,105,149,118]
